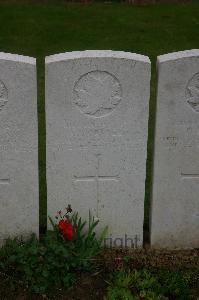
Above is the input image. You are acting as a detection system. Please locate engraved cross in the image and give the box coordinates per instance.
[0,178,10,185]
[181,172,199,218]
[181,173,199,179]
[74,155,119,216]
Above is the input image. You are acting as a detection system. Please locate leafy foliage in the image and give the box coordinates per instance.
[105,269,193,300]
[157,270,194,299]
[0,211,107,294]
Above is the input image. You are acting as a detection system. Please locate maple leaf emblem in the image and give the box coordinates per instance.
[74,71,122,117]
[0,81,8,111]
[186,73,199,112]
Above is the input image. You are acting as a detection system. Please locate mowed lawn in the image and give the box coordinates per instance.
[0,1,198,231]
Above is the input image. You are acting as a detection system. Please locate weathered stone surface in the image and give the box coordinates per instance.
[0,53,38,245]
[150,49,199,249]
[46,50,150,247]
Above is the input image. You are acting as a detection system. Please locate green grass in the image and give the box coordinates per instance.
[0,1,198,231]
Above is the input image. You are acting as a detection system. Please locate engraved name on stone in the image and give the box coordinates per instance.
[62,122,134,149]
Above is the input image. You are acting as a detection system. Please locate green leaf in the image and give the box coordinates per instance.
[99,225,108,244]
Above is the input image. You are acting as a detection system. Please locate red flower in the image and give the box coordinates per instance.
[58,220,74,241]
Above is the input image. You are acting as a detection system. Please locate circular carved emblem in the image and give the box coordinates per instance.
[73,71,122,117]
[186,72,199,112]
[0,80,8,112]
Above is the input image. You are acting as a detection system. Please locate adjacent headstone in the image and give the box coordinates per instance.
[0,53,38,245]
[46,50,150,247]
[150,50,199,249]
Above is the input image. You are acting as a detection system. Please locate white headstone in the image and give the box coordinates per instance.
[46,51,150,247]
[150,49,199,249]
[0,53,38,245]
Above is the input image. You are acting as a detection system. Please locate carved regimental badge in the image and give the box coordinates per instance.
[186,72,199,112]
[0,80,8,111]
[73,71,122,117]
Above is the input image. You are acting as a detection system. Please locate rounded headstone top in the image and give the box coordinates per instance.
[157,49,199,64]
[0,52,36,65]
[45,50,150,64]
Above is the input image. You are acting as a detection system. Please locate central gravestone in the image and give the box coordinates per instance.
[46,51,150,247]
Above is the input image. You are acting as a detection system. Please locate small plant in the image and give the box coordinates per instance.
[105,269,193,300]
[0,205,107,294]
